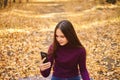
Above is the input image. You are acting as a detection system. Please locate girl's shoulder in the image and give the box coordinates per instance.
[75,46,85,50]
[75,46,86,54]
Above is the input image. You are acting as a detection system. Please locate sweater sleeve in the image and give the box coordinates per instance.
[78,48,90,80]
[40,45,54,77]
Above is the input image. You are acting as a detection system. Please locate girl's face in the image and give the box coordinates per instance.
[56,28,68,46]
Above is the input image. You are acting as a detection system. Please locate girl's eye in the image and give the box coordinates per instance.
[56,34,65,38]
[60,36,64,38]
[56,36,64,38]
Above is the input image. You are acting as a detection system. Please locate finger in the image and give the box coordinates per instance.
[40,57,46,63]
[43,62,51,67]
[40,62,51,71]
[42,64,50,70]
[40,62,51,67]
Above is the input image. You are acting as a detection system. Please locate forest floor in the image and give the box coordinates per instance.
[0,0,120,80]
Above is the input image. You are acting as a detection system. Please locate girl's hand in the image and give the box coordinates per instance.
[40,58,51,71]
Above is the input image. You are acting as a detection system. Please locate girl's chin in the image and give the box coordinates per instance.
[58,43,63,45]
[59,43,67,46]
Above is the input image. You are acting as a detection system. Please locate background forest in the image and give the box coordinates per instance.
[0,0,120,80]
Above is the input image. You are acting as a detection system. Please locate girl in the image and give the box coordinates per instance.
[40,20,90,80]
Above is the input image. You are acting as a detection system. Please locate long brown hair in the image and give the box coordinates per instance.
[50,20,84,55]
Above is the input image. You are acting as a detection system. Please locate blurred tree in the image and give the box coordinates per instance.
[0,0,3,8]
[4,0,8,7]
[12,0,29,3]
[106,0,116,4]
[13,0,15,3]
[19,0,21,3]
[27,0,29,2]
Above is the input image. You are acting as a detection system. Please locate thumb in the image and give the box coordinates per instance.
[40,57,46,63]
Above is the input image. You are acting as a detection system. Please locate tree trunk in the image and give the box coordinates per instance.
[19,0,21,3]
[4,0,8,8]
[27,0,29,2]
[13,0,15,3]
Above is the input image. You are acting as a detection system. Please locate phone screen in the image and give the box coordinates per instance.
[40,52,48,63]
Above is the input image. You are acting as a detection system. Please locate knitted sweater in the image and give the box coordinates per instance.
[41,44,90,80]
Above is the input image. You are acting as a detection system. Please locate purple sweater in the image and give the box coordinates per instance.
[41,44,90,80]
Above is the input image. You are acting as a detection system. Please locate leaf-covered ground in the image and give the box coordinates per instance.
[0,0,120,80]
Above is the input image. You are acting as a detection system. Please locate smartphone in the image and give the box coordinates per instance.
[40,52,48,63]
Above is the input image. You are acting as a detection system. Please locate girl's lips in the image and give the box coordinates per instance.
[59,42,63,44]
